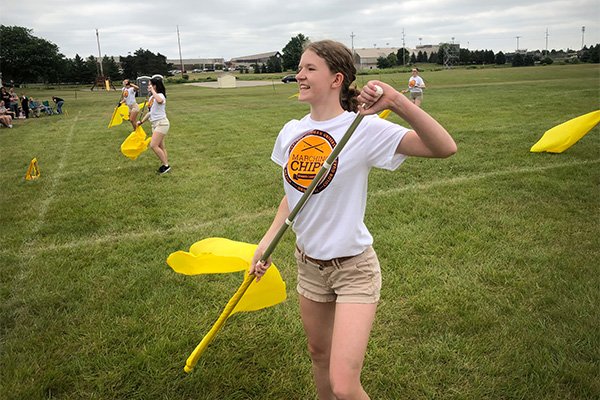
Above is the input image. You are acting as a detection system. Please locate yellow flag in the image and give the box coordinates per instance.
[379,109,391,119]
[25,158,41,180]
[108,103,130,128]
[167,237,287,373]
[120,126,151,160]
[531,110,600,153]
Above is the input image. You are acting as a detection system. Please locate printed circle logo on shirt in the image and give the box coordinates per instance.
[285,129,338,194]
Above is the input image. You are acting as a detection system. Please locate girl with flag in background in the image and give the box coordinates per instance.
[137,76,171,174]
[249,40,456,399]
[120,79,140,130]
[402,68,426,107]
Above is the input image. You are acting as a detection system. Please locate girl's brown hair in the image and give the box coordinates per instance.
[304,40,359,112]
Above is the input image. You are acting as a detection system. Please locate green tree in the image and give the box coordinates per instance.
[386,52,398,67]
[266,55,282,73]
[511,53,524,67]
[0,25,66,83]
[102,55,122,81]
[495,51,506,65]
[120,49,169,79]
[396,48,410,65]
[281,34,309,71]
[376,56,391,69]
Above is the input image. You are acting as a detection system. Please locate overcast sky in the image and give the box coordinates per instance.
[2,0,599,61]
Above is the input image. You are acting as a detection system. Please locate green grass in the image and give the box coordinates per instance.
[1,64,599,399]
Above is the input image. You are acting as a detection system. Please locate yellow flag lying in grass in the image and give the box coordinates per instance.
[167,237,287,373]
[530,110,600,153]
[120,126,151,160]
[108,103,130,128]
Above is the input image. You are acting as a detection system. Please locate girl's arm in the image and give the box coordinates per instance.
[359,80,457,158]
[249,195,290,281]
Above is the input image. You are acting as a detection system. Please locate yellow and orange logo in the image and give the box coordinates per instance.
[285,130,337,193]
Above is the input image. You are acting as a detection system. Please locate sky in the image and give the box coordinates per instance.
[2,0,599,61]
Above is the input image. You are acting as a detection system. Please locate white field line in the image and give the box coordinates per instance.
[370,159,600,197]
[21,113,80,249]
[20,158,600,255]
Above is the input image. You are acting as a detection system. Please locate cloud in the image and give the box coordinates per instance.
[1,0,597,59]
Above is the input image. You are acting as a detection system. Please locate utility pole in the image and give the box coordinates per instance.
[545,28,549,56]
[515,35,521,51]
[581,26,585,49]
[350,31,355,55]
[402,28,407,65]
[177,25,185,76]
[95,28,104,77]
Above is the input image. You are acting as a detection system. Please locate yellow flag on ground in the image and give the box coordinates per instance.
[108,103,130,128]
[120,126,151,160]
[25,158,41,180]
[167,237,287,373]
[530,110,600,153]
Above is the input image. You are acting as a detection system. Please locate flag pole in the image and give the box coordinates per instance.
[182,86,383,373]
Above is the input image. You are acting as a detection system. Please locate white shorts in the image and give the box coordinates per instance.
[151,118,170,135]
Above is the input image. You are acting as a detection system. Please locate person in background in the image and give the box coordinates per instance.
[1,87,11,109]
[52,96,64,114]
[402,68,426,107]
[0,101,14,128]
[137,76,171,174]
[8,88,19,116]
[119,79,140,129]
[29,98,42,118]
[249,40,456,400]
[21,95,30,119]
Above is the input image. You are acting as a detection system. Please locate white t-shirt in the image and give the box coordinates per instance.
[149,94,167,121]
[271,111,409,260]
[123,86,137,106]
[408,76,425,93]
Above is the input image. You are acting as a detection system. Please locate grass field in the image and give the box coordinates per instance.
[1,64,599,400]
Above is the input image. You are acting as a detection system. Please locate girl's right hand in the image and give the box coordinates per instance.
[249,246,272,282]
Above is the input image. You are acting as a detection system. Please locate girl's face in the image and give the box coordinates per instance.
[296,49,342,106]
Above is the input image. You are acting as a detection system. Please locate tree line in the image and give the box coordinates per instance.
[0,26,171,85]
[1,25,598,85]
[377,44,599,69]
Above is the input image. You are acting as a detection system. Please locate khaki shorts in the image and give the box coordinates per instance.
[295,245,382,304]
[151,118,170,135]
[410,91,423,100]
[128,103,140,111]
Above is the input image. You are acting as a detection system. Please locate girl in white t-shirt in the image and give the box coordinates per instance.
[249,40,456,399]
[137,77,171,174]
[120,79,140,130]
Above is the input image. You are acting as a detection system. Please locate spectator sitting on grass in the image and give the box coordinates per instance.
[0,100,16,119]
[0,101,14,128]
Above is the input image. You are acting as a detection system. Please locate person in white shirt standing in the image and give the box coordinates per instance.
[137,76,171,174]
[249,40,456,400]
[402,68,426,107]
[120,79,140,130]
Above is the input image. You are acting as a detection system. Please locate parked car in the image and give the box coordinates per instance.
[281,74,297,83]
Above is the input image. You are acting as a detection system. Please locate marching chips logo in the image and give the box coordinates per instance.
[285,130,337,194]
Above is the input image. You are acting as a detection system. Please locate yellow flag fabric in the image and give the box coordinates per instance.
[379,109,391,119]
[108,103,130,128]
[167,237,287,314]
[530,110,600,153]
[120,126,151,160]
[25,158,41,180]
[167,237,287,373]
